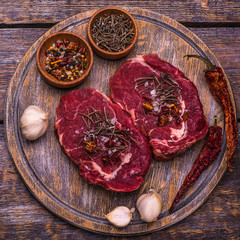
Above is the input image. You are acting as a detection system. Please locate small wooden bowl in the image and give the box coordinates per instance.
[87,7,138,60]
[36,32,93,88]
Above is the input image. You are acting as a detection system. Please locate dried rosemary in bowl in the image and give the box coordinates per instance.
[91,13,135,52]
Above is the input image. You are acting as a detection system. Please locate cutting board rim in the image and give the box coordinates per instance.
[5,7,234,236]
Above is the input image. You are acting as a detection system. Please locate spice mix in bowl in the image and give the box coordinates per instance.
[36,31,93,88]
[87,7,138,60]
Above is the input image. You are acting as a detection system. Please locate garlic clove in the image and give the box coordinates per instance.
[105,206,132,228]
[20,105,48,140]
[136,189,162,223]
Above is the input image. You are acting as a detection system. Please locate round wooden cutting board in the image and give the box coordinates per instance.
[5,8,234,236]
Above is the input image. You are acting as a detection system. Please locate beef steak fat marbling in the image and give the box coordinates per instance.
[55,88,152,192]
[110,54,209,160]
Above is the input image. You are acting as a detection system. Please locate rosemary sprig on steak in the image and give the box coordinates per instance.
[135,73,181,106]
[135,73,183,126]
[77,107,140,163]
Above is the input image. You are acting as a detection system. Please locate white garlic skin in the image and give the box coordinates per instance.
[105,206,133,228]
[136,189,162,222]
[20,105,48,140]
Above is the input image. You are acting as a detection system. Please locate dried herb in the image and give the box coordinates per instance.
[169,117,223,212]
[45,39,87,81]
[77,107,140,163]
[135,73,181,106]
[135,73,182,126]
[185,55,238,171]
[91,13,135,52]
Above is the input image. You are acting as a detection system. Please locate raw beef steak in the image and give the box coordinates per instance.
[55,88,152,192]
[110,54,209,160]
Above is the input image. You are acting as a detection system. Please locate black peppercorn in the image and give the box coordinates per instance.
[45,39,88,81]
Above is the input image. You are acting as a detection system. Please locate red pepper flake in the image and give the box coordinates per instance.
[158,115,169,126]
[168,104,178,115]
[102,157,110,162]
[85,141,96,153]
[183,111,189,122]
[142,102,153,111]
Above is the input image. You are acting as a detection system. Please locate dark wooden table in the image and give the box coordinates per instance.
[1,1,239,239]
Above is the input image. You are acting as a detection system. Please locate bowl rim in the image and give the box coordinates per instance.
[87,7,138,57]
[36,31,93,88]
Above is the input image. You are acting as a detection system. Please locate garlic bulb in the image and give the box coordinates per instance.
[105,206,133,228]
[20,105,48,140]
[136,189,162,222]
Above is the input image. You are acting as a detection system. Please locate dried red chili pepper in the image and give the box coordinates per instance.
[169,117,223,212]
[185,55,237,172]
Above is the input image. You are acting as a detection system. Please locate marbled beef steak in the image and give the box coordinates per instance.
[110,54,209,160]
[55,88,152,192]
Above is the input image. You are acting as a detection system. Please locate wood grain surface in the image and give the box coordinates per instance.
[0,0,240,24]
[1,1,240,239]
[5,8,235,235]
[1,27,239,121]
[1,123,240,239]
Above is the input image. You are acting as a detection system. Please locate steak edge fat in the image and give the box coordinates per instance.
[55,88,152,192]
[110,54,209,160]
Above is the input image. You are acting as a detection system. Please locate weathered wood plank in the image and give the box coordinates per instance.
[1,27,239,121]
[0,0,240,24]
[1,4,239,239]
[0,123,239,239]
[3,9,237,235]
